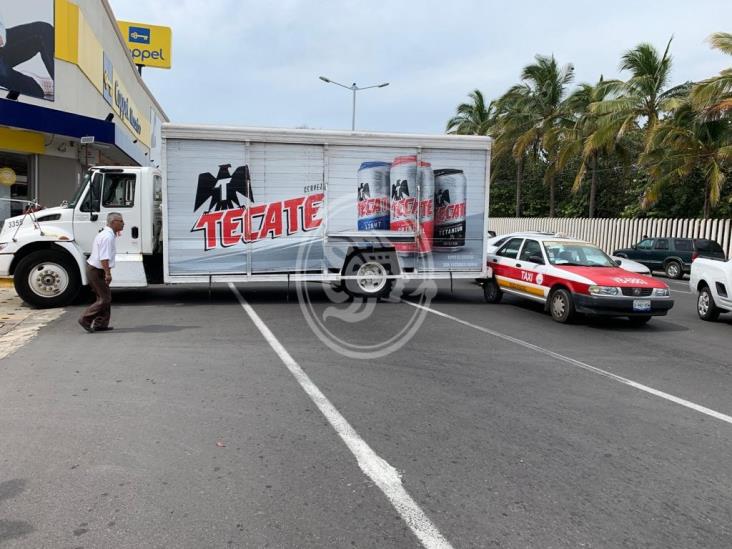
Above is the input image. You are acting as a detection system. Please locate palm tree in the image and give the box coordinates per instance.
[548,77,621,217]
[641,98,731,218]
[446,89,494,135]
[691,32,732,120]
[591,38,689,149]
[494,54,574,216]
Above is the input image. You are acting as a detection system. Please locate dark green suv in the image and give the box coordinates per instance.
[613,238,726,279]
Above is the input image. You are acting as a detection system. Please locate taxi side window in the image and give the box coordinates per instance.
[497,238,523,259]
[637,239,654,250]
[519,239,544,264]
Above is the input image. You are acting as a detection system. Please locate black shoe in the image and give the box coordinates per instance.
[94,326,114,332]
[78,319,94,333]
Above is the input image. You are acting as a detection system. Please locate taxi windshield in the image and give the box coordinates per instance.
[543,241,616,267]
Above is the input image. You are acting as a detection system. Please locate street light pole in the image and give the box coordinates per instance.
[319,76,389,131]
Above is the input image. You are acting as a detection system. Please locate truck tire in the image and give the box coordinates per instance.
[549,288,576,323]
[697,285,721,321]
[664,260,683,279]
[343,252,393,299]
[14,249,81,308]
[482,279,502,303]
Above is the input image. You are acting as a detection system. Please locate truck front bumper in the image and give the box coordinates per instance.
[573,294,674,317]
[0,254,13,277]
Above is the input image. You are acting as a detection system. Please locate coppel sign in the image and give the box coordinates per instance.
[117,20,172,69]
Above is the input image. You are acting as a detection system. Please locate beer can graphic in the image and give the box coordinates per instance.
[357,161,391,230]
[390,156,433,253]
[433,169,467,250]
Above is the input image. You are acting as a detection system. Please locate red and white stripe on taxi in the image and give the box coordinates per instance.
[492,263,663,300]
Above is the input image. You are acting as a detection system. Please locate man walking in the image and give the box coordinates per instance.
[78,212,124,333]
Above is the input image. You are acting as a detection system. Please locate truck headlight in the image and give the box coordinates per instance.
[588,285,621,296]
[653,287,670,297]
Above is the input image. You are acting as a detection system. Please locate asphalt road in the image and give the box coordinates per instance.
[1,277,731,548]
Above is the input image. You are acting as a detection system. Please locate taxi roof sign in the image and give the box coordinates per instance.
[117,20,172,69]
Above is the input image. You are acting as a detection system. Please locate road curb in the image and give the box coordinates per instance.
[0,278,13,288]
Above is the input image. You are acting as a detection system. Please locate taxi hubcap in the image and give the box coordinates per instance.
[552,294,566,316]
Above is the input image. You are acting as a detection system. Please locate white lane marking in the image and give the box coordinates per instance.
[402,300,732,427]
[228,284,453,549]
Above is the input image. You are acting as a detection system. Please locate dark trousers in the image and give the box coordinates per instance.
[80,266,111,328]
[0,22,55,99]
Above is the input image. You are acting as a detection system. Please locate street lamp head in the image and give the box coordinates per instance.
[319,76,331,83]
[378,82,390,88]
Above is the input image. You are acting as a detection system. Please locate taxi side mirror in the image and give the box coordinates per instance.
[615,259,623,266]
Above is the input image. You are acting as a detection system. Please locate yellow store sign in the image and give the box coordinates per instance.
[117,21,172,69]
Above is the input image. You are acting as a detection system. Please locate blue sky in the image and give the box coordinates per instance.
[109,0,732,133]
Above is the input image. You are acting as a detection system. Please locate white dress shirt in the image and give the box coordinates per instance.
[87,226,117,269]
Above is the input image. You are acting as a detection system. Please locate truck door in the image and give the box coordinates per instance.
[73,170,142,256]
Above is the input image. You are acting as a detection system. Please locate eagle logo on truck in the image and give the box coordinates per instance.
[195,164,254,212]
[191,163,324,251]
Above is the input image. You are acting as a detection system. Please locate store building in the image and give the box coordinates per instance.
[0,0,168,223]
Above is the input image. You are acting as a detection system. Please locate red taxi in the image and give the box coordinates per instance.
[483,235,674,324]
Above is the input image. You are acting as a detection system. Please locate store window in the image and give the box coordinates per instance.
[0,152,31,225]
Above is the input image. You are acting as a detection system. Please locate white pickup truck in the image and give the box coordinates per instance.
[689,257,732,321]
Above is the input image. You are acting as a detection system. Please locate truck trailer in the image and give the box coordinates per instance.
[0,125,491,307]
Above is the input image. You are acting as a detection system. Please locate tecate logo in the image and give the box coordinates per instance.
[128,26,151,44]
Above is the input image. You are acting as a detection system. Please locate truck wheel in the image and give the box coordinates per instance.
[14,250,81,308]
[483,279,502,303]
[549,288,576,323]
[664,260,683,279]
[343,253,393,299]
[697,285,721,321]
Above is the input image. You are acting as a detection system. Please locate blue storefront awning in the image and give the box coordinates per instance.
[0,98,146,166]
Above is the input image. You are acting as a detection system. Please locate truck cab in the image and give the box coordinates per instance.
[0,166,162,308]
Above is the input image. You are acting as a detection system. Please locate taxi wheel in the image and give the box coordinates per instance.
[549,288,575,323]
[483,279,502,304]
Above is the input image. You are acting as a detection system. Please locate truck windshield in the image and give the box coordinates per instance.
[67,172,91,208]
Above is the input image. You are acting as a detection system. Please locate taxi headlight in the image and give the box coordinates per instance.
[588,285,621,296]
[653,287,670,297]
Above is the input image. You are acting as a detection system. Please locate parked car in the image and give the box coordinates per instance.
[484,234,673,324]
[487,231,651,274]
[689,257,732,321]
[613,237,726,279]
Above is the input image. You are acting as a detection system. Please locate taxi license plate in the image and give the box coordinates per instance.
[633,299,651,312]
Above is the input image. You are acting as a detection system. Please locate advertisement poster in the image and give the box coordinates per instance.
[165,139,487,276]
[0,0,55,101]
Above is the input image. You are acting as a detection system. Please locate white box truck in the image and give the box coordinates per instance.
[0,125,491,307]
